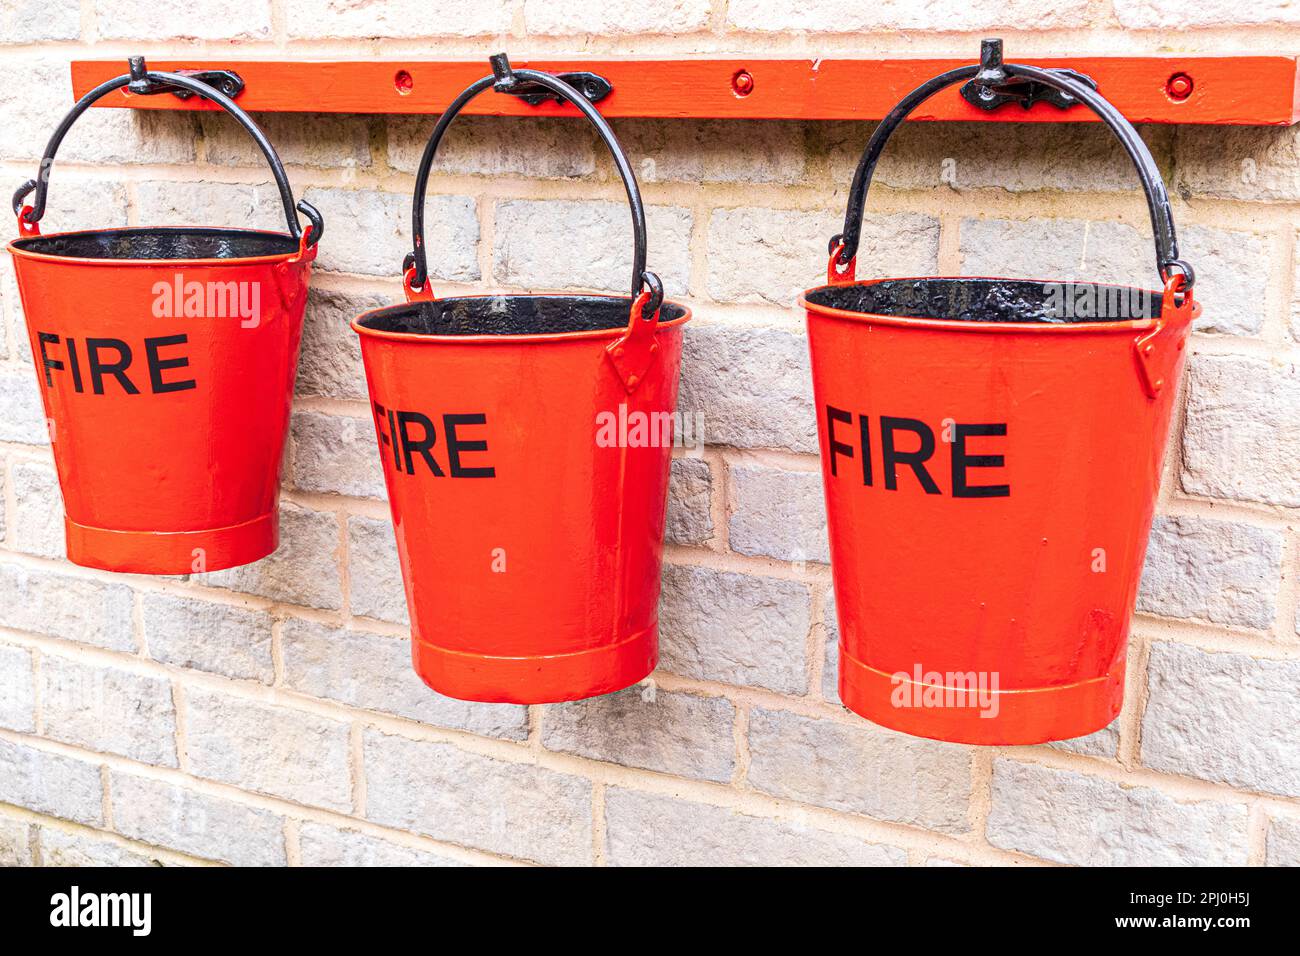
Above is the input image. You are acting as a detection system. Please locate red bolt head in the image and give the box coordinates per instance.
[1166,73,1193,101]
[732,70,755,98]
[395,70,414,95]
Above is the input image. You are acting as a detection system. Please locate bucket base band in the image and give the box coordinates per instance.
[65,511,278,576]
[413,626,658,704]
[838,648,1123,746]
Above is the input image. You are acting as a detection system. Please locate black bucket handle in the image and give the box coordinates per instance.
[12,56,323,246]
[404,53,663,314]
[829,39,1193,291]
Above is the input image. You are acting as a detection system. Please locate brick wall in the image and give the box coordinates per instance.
[1,5,1298,867]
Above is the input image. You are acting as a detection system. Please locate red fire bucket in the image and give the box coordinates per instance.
[7,59,322,575]
[352,56,689,704]
[803,47,1198,745]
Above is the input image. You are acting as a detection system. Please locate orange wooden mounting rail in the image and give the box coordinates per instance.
[70,56,1300,124]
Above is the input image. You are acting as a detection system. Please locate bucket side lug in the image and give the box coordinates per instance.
[1133,296,1195,399]
[606,293,660,391]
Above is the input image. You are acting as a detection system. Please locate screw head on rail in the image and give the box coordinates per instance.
[1165,72,1193,101]
[732,70,755,98]
[395,70,414,95]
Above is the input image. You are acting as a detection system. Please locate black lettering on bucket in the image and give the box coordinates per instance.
[371,402,495,478]
[881,416,940,494]
[951,423,1010,498]
[826,405,854,478]
[86,338,140,396]
[396,411,444,477]
[37,332,63,387]
[826,406,1009,498]
[37,331,196,396]
[145,334,197,394]
[444,413,495,478]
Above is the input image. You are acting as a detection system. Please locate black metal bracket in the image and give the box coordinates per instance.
[959,39,1096,112]
[126,55,244,100]
[489,53,612,107]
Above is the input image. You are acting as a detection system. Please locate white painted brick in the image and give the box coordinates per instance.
[728,0,1093,31]
[0,562,134,651]
[0,643,36,733]
[140,593,275,683]
[285,0,511,38]
[1049,722,1121,760]
[659,563,811,693]
[347,516,409,625]
[1181,355,1300,508]
[8,459,63,559]
[303,187,478,280]
[707,208,938,306]
[678,321,817,453]
[0,57,196,167]
[387,116,597,179]
[0,642,35,733]
[363,729,592,866]
[526,0,710,34]
[1116,0,1300,27]
[38,827,160,867]
[0,364,49,445]
[111,772,286,866]
[281,618,528,739]
[604,789,907,866]
[202,112,371,170]
[542,685,735,782]
[821,121,1175,196]
[135,180,288,233]
[821,587,839,702]
[10,179,130,236]
[0,58,66,164]
[1266,816,1300,866]
[205,502,343,610]
[0,0,79,42]
[184,687,352,811]
[728,463,828,563]
[494,200,691,297]
[1180,225,1273,336]
[960,217,1149,287]
[291,411,385,499]
[41,655,178,767]
[0,739,103,826]
[987,759,1249,865]
[61,111,198,167]
[298,822,465,866]
[1293,230,1300,343]
[1142,642,1300,798]
[0,817,32,866]
[747,707,974,833]
[1137,515,1282,629]
[665,457,714,546]
[296,287,390,401]
[1173,126,1300,202]
[615,120,808,185]
[94,0,272,38]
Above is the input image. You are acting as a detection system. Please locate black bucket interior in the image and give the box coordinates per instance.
[806,278,1163,324]
[358,294,688,337]
[11,227,299,261]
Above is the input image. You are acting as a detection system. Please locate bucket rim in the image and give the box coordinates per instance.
[802,275,1167,334]
[6,225,306,268]
[351,291,692,345]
